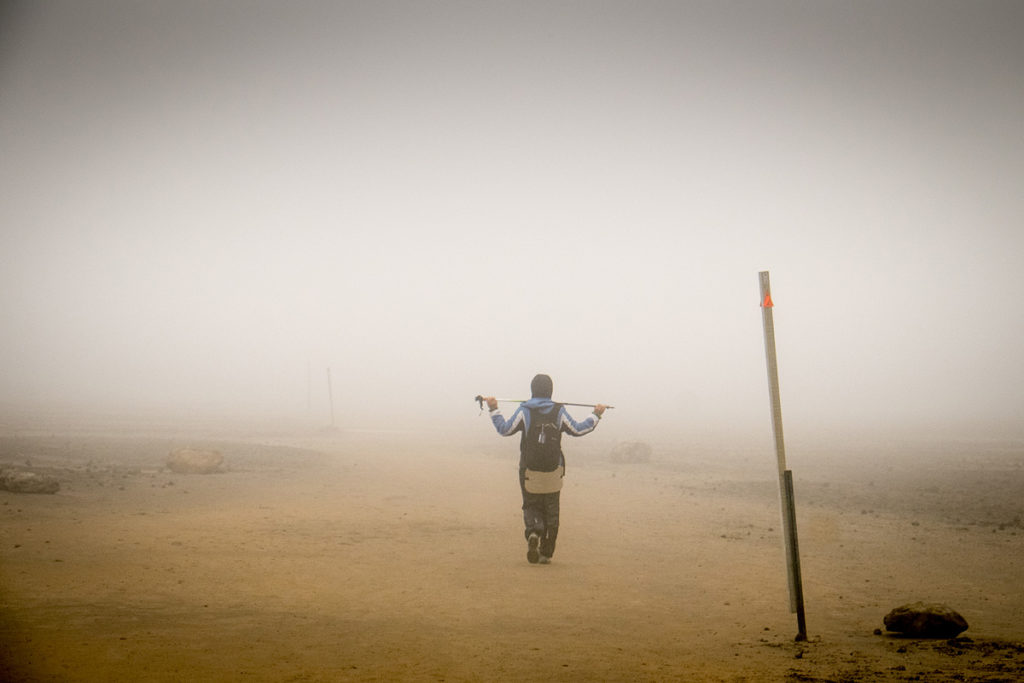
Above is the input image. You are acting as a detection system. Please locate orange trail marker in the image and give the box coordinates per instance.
[763,293,774,308]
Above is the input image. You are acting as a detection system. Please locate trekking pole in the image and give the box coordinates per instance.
[474,395,614,412]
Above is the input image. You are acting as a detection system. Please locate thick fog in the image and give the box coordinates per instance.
[1,1,1022,441]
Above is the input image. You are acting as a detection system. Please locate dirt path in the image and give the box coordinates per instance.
[2,429,1023,681]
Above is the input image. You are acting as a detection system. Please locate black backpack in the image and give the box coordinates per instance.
[521,404,563,472]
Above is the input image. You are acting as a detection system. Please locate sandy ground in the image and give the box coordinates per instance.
[1,413,1023,682]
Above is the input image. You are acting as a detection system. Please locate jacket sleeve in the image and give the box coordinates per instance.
[559,406,599,436]
[490,405,526,436]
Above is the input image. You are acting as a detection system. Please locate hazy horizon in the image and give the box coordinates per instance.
[2,1,1022,443]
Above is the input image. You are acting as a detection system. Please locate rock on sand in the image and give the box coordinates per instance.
[884,602,969,638]
[166,448,225,474]
[0,470,61,494]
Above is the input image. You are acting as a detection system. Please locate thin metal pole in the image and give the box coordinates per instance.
[783,470,808,640]
[474,396,614,410]
[759,270,807,641]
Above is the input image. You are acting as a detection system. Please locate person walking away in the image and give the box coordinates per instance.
[483,374,607,564]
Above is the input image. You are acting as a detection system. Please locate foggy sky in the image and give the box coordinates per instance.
[1,1,1022,440]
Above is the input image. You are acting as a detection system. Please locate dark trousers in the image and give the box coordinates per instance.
[519,468,560,557]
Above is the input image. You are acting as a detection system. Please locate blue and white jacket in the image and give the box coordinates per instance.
[490,397,600,468]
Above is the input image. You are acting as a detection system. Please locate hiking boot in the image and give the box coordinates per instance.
[538,555,551,564]
[526,533,540,564]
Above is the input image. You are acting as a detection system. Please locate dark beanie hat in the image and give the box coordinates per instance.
[530,373,553,398]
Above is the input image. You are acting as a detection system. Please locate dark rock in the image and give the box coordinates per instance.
[166,448,224,474]
[0,470,61,494]
[608,441,653,464]
[884,602,968,638]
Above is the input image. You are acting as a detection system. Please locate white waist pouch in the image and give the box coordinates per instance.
[524,465,565,494]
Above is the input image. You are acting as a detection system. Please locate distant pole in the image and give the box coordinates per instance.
[306,360,312,413]
[326,367,336,428]
[759,270,807,642]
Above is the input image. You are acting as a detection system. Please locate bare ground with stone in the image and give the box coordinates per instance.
[1,412,1023,682]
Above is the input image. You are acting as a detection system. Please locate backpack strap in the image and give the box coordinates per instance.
[551,403,564,474]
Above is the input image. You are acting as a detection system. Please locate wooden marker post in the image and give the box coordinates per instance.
[759,271,808,641]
